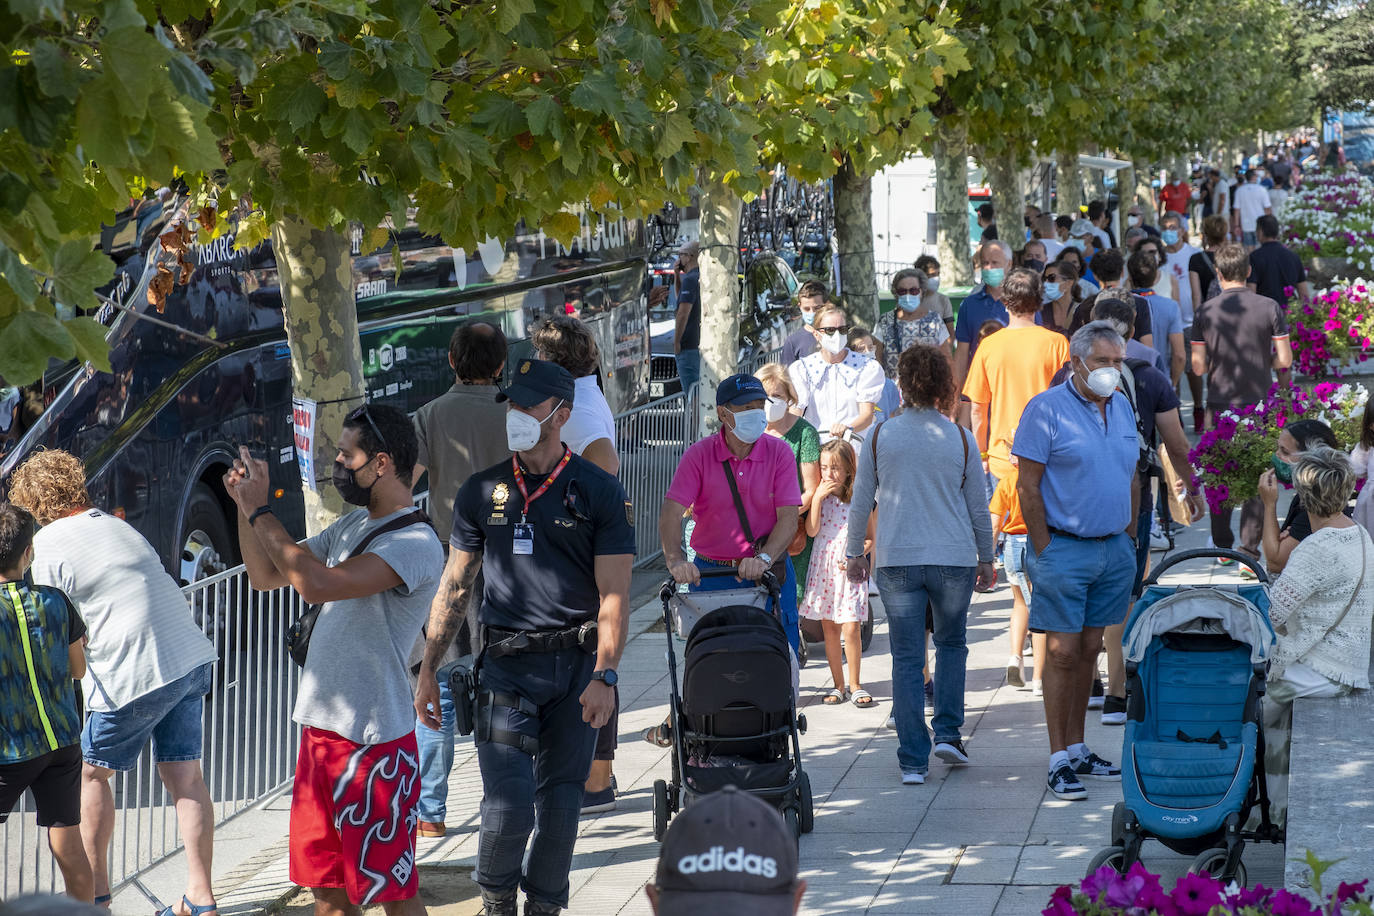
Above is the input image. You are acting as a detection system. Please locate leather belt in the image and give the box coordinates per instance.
[483,623,595,658]
[1048,526,1114,542]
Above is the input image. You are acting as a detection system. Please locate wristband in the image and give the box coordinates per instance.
[248,505,273,527]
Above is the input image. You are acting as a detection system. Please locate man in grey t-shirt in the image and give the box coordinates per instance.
[228,404,442,914]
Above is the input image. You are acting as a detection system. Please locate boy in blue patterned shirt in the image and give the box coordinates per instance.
[0,503,92,901]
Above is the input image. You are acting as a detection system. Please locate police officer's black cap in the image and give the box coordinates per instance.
[496,358,576,408]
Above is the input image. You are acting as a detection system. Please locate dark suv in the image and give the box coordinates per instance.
[649,252,800,397]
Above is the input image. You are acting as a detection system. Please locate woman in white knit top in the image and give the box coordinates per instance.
[1256,446,1373,828]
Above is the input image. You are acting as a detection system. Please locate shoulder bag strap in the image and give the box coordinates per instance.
[1292,532,1367,661]
[343,509,434,562]
[720,460,759,550]
[869,418,883,488]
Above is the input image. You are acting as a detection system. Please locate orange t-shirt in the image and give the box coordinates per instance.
[961,325,1070,479]
[989,472,1026,535]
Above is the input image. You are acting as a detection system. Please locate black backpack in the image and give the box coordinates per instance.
[1117,359,1162,478]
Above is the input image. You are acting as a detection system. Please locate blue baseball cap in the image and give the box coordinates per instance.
[716,374,767,407]
[496,358,576,408]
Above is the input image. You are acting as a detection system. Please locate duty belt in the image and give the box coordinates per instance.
[483,622,596,658]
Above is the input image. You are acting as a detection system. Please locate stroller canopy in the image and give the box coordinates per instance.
[1125,585,1276,666]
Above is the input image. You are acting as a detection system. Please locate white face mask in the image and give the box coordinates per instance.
[764,397,788,422]
[1127,214,1141,227]
[820,331,846,355]
[727,408,768,444]
[1078,359,1121,398]
[506,400,563,452]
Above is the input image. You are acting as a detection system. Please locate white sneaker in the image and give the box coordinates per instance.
[1030,679,1043,697]
[901,771,925,785]
[1150,530,1170,551]
[885,715,897,729]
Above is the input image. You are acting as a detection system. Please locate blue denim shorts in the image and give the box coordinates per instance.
[1003,533,1029,590]
[83,663,213,772]
[1024,532,1134,634]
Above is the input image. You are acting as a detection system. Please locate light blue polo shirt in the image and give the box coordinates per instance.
[1012,377,1139,537]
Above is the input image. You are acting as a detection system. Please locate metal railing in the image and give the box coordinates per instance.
[875,259,913,293]
[2,382,713,896]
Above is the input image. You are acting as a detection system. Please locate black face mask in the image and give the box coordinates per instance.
[332,456,376,507]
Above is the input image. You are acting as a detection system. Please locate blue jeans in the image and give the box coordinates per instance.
[875,565,975,775]
[475,648,596,908]
[414,677,455,822]
[675,349,701,395]
[692,555,800,656]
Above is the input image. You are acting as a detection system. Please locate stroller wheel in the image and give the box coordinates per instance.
[783,806,801,844]
[797,772,815,834]
[1189,848,1247,886]
[1085,846,1129,878]
[653,779,670,842]
[1111,802,1127,847]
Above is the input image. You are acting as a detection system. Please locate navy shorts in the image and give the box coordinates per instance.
[83,663,213,772]
[1025,532,1134,634]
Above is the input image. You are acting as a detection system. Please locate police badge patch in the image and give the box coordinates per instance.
[492,482,510,508]
[624,500,635,527]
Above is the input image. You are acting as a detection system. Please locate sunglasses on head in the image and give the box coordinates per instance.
[347,403,391,454]
[820,324,851,335]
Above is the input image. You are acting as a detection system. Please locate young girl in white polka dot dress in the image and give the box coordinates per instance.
[801,439,875,708]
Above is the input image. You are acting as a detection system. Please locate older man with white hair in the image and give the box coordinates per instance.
[952,239,1013,388]
[1014,322,1140,803]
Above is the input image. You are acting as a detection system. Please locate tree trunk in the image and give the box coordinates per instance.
[1120,159,1137,214]
[934,121,973,285]
[695,172,742,433]
[984,150,1024,249]
[1132,158,1159,227]
[270,216,365,536]
[833,155,878,327]
[1056,149,1083,215]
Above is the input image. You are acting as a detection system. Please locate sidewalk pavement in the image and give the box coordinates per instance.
[202,510,1286,915]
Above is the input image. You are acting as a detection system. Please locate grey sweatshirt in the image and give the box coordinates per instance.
[845,408,994,568]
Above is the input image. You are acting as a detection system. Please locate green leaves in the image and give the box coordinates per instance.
[0,311,72,385]
[49,241,113,314]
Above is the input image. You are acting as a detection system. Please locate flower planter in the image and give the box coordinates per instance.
[1309,257,1360,286]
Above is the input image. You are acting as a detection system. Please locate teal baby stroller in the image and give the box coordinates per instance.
[1088,549,1284,883]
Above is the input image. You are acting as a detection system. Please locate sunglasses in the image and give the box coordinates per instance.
[1044,273,1062,281]
[347,403,391,455]
[895,285,922,295]
[819,324,851,335]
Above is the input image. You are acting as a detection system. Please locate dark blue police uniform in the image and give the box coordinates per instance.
[451,446,635,909]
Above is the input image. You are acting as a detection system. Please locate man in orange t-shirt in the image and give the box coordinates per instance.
[962,267,1071,499]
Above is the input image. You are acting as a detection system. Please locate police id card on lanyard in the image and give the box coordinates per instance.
[511,448,572,558]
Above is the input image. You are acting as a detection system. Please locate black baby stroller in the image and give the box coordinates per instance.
[652,568,814,842]
[1088,549,1284,883]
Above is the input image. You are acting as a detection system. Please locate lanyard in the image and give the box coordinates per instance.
[512,448,572,522]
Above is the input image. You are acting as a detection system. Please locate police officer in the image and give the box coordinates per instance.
[414,359,635,916]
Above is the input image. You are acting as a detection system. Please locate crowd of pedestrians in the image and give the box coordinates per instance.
[3,154,1372,916]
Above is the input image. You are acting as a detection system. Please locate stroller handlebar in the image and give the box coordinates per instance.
[1143,548,1270,585]
[659,566,784,599]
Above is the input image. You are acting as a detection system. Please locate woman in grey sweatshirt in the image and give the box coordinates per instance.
[845,344,995,783]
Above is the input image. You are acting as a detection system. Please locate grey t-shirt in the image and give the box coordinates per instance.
[295,508,444,745]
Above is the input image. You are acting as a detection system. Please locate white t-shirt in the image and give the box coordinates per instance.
[1234,183,1271,232]
[1092,227,1112,251]
[298,508,443,745]
[561,375,617,456]
[788,350,886,442]
[31,510,217,712]
[1039,238,1066,262]
[1165,243,1200,325]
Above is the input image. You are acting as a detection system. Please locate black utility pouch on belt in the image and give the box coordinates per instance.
[443,655,480,737]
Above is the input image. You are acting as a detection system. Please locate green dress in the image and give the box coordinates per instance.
[780,417,821,602]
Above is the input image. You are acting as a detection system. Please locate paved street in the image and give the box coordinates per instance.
[208,513,1283,916]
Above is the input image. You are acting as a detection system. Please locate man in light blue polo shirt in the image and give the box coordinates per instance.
[1014,322,1140,803]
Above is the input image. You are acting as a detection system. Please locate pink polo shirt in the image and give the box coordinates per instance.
[665,431,803,561]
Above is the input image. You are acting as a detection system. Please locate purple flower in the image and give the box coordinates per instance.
[1336,879,1369,903]
[1041,884,1077,916]
[1228,883,1273,908]
[1269,888,1320,916]
[1170,871,1222,915]
[1081,864,1115,902]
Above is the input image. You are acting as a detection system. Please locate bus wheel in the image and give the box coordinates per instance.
[180,483,234,587]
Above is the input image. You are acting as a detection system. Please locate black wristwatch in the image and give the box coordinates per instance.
[590,669,618,687]
[248,505,273,527]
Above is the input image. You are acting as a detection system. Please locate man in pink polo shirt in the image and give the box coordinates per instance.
[659,374,802,653]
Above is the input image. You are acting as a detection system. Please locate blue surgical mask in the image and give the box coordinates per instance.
[982,267,1005,288]
[924,277,940,293]
[1042,282,1062,303]
[1161,229,1180,246]
[897,294,921,313]
[1065,239,1085,251]
[802,310,815,326]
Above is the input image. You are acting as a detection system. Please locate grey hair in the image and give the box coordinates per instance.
[1069,320,1125,360]
[1293,446,1355,518]
[891,267,926,295]
[1123,227,1149,247]
[978,239,1012,263]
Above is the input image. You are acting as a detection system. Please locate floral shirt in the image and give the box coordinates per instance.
[874,309,950,376]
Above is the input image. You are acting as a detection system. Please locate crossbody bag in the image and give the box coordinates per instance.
[287,508,434,668]
[720,460,790,582]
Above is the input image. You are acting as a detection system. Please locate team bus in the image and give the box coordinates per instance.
[0,193,654,585]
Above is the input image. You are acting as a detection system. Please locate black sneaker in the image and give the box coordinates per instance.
[1101,695,1128,726]
[1048,764,1087,800]
[934,738,970,765]
[1071,752,1121,780]
[1087,677,1105,710]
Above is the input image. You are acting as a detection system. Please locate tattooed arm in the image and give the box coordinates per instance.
[414,546,483,728]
